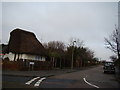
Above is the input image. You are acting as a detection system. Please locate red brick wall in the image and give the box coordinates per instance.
[2,59,52,71]
[2,61,22,70]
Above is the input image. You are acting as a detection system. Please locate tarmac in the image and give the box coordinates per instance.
[2,66,96,77]
[2,69,78,77]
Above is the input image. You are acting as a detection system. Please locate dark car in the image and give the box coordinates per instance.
[103,62,115,73]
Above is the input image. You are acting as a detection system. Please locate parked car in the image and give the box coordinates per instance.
[103,61,115,73]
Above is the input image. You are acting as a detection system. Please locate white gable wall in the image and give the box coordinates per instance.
[3,52,46,61]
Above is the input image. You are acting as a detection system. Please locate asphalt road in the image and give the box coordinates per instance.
[2,65,120,88]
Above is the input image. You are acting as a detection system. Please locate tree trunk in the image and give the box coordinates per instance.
[17,53,20,61]
[14,53,16,61]
[60,58,62,69]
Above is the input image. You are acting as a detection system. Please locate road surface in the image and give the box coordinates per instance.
[2,65,120,88]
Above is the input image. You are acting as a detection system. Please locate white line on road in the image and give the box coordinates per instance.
[25,77,40,85]
[34,77,46,87]
[83,78,99,88]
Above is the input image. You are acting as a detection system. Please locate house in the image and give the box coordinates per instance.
[3,28,51,70]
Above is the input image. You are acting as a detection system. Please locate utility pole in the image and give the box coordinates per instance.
[71,41,76,69]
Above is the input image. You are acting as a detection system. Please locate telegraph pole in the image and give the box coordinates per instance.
[71,41,76,69]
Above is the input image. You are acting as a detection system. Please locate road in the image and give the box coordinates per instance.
[2,65,120,88]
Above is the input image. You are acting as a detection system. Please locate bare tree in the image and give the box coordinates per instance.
[105,25,120,80]
[47,41,65,51]
[110,55,117,62]
[43,41,66,68]
[104,28,120,60]
[69,37,84,48]
[105,27,120,79]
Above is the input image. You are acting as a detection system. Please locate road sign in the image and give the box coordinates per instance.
[30,62,34,65]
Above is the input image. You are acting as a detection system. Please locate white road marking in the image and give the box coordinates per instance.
[25,77,40,85]
[83,78,99,88]
[34,77,46,87]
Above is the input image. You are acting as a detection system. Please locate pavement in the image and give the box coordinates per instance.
[2,65,98,77]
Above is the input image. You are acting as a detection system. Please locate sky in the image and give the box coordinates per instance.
[1,1,119,60]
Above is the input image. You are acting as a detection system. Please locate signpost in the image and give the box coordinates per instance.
[29,62,34,70]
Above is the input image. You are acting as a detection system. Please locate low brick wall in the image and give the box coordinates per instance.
[2,61,22,70]
[34,61,52,70]
[2,59,52,71]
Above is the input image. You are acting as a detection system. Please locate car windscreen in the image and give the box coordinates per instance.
[105,62,114,66]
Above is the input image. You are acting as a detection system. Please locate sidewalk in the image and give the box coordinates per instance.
[2,65,98,77]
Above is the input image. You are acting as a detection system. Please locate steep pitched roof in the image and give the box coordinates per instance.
[8,28,46,56]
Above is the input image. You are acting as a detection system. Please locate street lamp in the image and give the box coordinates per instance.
[71,41,76,69]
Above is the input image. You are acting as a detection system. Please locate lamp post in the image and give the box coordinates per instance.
[71,41,76,69]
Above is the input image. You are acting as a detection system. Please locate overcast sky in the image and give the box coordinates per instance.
[1,2,118,60]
